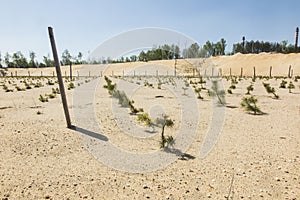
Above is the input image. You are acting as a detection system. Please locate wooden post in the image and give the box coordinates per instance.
[269,66,272,78]
[230,68,232,78]
[48,27,72,128]
[28,71,30,77]
[53,71,54,77]
[240,67,243,78]
[15,71,17,77]
[174,66,176,77]
[41,71,43,77]
[288,65,292,78]
[291,69,293,78]
[219,69,222,77]
[70,62,72,80]
[11,72,13,77]
[253,66,256,80]
[64,71,66,77]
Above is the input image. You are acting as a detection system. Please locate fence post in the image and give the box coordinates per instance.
[269,66,272,78]
[288,65,292,78]
[48,26,72,128]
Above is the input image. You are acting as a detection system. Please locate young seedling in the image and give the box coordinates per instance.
[103,76,116,95]
[279,80,287,88]
[37,110,42,115]
[67,82,75,90]
[209,80,226,105]
[246,84,254,95]
[39,95,48,103]
[263,82,279,99]
[288,81,295,93]
[155,115,174,148]
[137,113,152,125]
[194,88,203,99]
[227,88,233,94]
[241,96,263,115]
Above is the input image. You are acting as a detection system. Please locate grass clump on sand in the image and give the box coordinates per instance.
[263,82,279,99]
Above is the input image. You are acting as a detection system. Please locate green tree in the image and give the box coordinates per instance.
[28,51,37,68]
[61,49,72,65]
[12,51,28,68]
[43,54,55,67]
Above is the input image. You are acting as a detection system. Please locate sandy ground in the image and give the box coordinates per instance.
[0,53,299,199]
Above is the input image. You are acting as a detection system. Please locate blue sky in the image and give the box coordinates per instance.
[0,0,300,61]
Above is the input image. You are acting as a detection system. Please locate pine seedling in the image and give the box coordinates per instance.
[263,82,279,99]
[288,81,295,93]
[241,96,262,115]
[209,80,226,105]
[279,80,287,88]
[246,84,254,95]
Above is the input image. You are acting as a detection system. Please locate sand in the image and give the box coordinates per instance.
[0,53,299,199]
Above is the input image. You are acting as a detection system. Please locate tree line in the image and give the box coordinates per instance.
[0,49,84,68]
[1,37,299,68]
[232,39,299,54]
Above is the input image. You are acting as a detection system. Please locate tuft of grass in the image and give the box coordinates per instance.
[209,80,226,105]
[36,110,42,115]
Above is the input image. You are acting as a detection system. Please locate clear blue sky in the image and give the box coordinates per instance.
[0,0,300,61]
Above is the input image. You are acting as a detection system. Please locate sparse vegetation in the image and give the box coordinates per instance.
[39,95,48,103]
[67,82,75,90]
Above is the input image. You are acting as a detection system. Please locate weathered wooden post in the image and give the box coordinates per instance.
[15,71,17,77]
[11,72,13,77]
[64,71,67,77]
[28,71,30,77]
[230,68,232,78]
[41,71,43,77]
[291,69,293,78]
[253,66,256,80]
[288,65,292,78]
[53,71,55,77]
[70,62,72,80]
[48,27,72,128]
[240,67,243,78]
[269,66,272,78]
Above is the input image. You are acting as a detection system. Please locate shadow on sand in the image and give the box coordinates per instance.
[69,126,108,141]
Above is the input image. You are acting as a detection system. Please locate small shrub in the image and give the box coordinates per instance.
[241,96,262,115]
[227,89,232,94]
[103,76,116,95]
[209,80,225,105]
[68,82,75,90]
[156,115,174,148]
[37,110,42,115]
[39,95,48,103]
[246,84,254,95]
[137,113,152,125]
[288,81,295,93]
[15,86,25,91]
[279,80,287,88]
[263,82,279,99]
